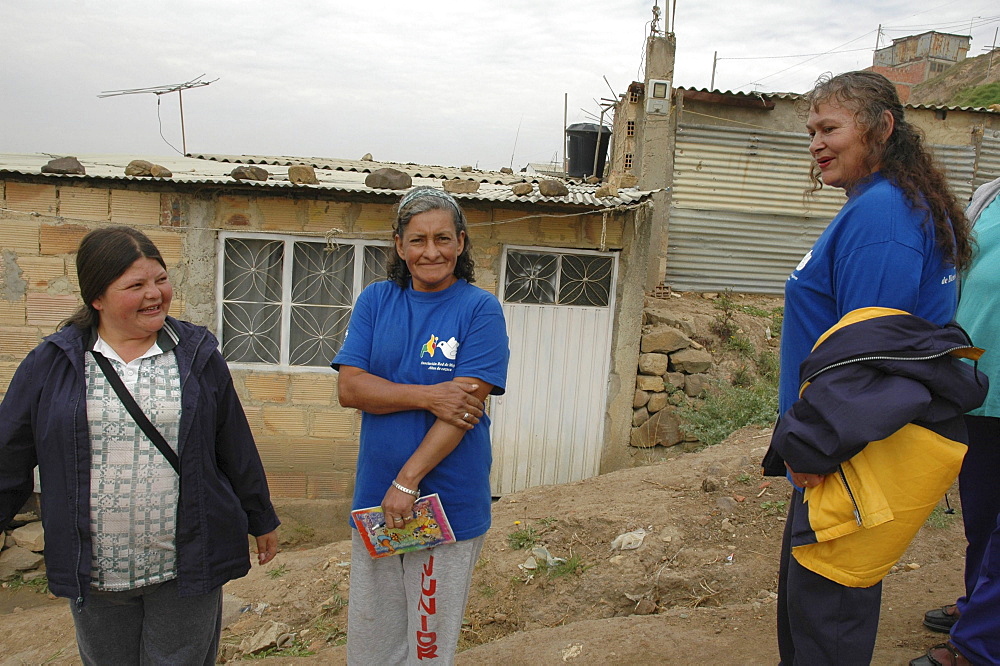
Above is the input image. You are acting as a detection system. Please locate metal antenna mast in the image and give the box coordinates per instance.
[98,75,217,155]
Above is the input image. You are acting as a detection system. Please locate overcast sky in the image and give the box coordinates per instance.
[1,1,997,171]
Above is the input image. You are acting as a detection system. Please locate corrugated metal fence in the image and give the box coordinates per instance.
[665,123,997,294]
[976,130,1000,190]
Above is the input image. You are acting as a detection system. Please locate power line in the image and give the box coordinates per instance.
[729,28,878,91]
[719,47,873,61]
[724,14,1000,93]
[882,15,1000,34]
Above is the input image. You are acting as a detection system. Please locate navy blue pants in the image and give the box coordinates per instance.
[777,488,882,665]
[951,415,1000,664]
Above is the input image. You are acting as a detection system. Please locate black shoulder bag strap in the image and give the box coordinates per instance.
[90,350,180,474]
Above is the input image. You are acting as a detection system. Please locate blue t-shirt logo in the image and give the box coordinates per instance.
[418,334,460,359]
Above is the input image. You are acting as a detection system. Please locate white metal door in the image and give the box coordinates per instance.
[489,246,617,495]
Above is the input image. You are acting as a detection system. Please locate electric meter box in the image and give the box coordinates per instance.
[645,79,672,114]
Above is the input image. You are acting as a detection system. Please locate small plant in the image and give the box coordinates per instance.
[761,500,788,516]
[290,524,315,539]
[925,504,960,529]
[737,472,753,484]
[677,378,778,447]
[538,516,557,527]
[2,574,48,593]
[547,555,591,578]
[710,315,737,341]
[243,636,314,659]
[756,349,780,381]
[321,593,348,613]
[725,334,755,358]
[769,307,784,335]
[507,525,539,550]
[710,289,739,341]
[266,564,289,579]
[713,289,737,316]
[309,618,348,647]
[731,364,754,388]
[740,304,771,318]
[478,582,497,597]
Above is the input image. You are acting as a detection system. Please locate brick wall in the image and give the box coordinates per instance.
[1,177,625,500]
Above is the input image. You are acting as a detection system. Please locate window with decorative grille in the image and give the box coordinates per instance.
[503,249,614,307]
[219,234,390,367]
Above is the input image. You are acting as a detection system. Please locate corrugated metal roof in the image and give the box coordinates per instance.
[677,87,802,100]
[976,131,1000,190]
[0,153,655,209]
[677,87,1000,114]
[190,152,533,185]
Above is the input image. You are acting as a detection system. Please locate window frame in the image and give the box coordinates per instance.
[217,231,392,372]
[499,244,618,309]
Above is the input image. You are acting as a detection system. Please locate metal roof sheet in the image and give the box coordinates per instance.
[0,153,655,209]
[677,87,1000,113]
[190,153,532,185]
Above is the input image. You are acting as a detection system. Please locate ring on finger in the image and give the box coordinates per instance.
[463,412,470,421]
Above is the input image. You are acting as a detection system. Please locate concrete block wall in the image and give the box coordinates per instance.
[1,177,628,500]
[0,182,188,404]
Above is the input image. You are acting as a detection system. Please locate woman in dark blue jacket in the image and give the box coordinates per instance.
[0,226,279,665]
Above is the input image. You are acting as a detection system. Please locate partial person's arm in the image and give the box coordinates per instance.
[338,365,485,430]
[378,377,495,520]
[208,349,281,538]
[254,531,278,565]
[0,353,40,530]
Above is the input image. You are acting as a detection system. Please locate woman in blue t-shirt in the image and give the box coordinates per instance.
[332,187,509,664]
[765,71,974,664]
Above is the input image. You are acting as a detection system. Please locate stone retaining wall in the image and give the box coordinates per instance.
[630,304,714,448]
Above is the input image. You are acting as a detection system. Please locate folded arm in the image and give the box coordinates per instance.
[337,365,485,430]
[377,377,496,522]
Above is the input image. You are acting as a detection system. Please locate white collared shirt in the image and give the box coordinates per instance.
[92,335,162,394]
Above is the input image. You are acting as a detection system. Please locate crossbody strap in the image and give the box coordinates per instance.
[90,350,180,474]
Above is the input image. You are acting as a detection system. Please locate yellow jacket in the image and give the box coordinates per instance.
[767,308,987,587]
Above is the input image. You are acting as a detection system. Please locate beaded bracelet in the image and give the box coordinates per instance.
[391,480,420,497]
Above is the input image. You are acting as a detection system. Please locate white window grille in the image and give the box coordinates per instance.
[502,248,614,307]
[218,233,390,368]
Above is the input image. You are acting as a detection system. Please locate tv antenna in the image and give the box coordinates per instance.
[98,74,217,155]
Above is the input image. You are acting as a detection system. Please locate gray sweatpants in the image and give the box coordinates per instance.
[347,531,485,665]
[70,579,222,665]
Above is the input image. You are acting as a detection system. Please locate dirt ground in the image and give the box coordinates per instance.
[0,292,967,665]
[0,427,966,665]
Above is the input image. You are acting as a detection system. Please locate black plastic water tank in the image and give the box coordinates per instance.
[566,123,612,178]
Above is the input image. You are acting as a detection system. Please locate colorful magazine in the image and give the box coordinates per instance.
[351,493,456,558]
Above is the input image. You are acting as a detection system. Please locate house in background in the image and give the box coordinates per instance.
[0,153,657,508]
[869,31,972,103]
[608,28,1000,296]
